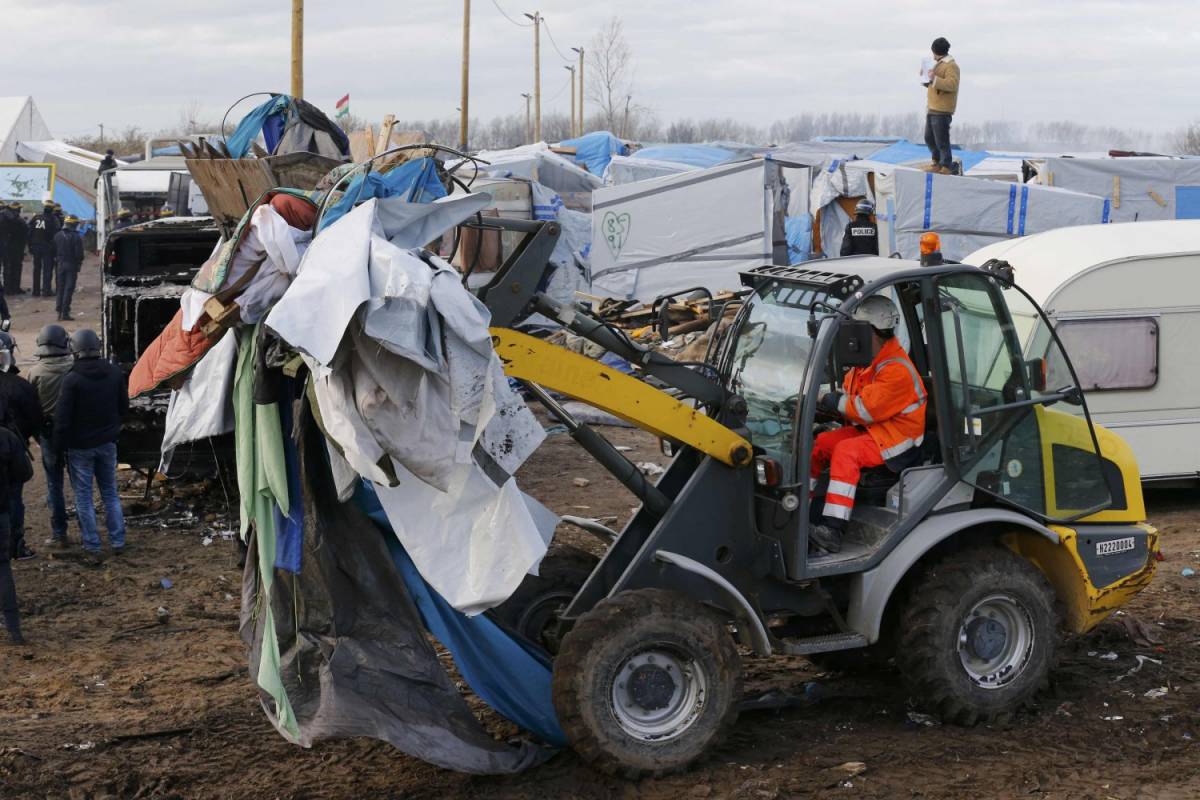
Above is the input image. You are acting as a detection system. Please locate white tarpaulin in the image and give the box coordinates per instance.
[1037,157,1200,223]
[590,159,786,301]
[870,165,1109,261]
[266,194,554,614]
[158,329,238,472]
[459,142,601,196]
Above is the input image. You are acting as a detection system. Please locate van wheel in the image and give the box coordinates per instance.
[493,546,598,652]
[552,589,742,778]
[896,546,1059,726]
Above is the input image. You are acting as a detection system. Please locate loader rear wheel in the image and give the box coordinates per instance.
[493,546,598,652]
[896,546,1059,726]
[552,589,742,779]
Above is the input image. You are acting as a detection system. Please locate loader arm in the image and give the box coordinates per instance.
[491,327,752,468]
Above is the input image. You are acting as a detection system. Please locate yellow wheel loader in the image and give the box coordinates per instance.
[478,225,1158,778]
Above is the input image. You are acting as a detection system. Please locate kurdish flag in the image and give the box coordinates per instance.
[335,94,350,119]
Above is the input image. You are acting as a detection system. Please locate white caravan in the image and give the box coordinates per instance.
[968,220,1200,485]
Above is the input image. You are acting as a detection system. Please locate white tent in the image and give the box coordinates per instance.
[590,158,791,301]
[16,139,112,202]
[0,97,52,162]
[1035,157,1200,223]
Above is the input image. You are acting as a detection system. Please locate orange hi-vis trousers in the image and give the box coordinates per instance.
[809,426,884,525]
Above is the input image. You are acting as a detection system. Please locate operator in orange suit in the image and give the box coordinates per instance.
[809,295,927,554]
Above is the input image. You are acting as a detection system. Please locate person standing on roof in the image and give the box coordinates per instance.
[27,325,73,548]
[808,296,927,555]
[840,200,880,256]
[923,37,960,175]
[0,333,43,562]
[53,217,84,321]
[98,150,117,174]
[54,329,127,563]
[27,202,58,298]
[2,204,27,295]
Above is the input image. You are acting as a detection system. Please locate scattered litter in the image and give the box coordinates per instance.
[1115,654,1162,682]
[543,424,569,436]
[201,536,214,547]
[159,578,173,590]
[636,461,665,477]
[571,477,591,488]
[1098,651,1119,661]
[1182,567,1195,577]
[836,761,867,777]
[1118,615,1165,647]
[1055,702,1073,717]
[156,607,171,625]
[61,742,95,752]
[906,712,940,727]
[1102,715,1125,722]
[614,445,633,452]
[1145,687,1169,699]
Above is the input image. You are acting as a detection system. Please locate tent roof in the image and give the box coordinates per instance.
[16,139,118,171]
[0,96,52,161]
[868,139,990,172]
[965,220,1200,305]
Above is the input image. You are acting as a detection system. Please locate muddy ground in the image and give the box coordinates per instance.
[0,256,1198,799]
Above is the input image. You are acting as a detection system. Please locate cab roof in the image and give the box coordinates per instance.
[740,256,985,300]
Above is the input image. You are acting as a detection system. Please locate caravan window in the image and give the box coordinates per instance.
[1049,317,1158,391]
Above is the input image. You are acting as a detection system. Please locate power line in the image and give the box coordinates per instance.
[540,18,573,62]
[547,69,574,102]
[489,0,532,26]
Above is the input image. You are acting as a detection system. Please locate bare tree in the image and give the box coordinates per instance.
[588,17,639,134]
[1173,123,1200,155]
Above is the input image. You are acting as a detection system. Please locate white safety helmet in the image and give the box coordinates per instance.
[852,295,900,332]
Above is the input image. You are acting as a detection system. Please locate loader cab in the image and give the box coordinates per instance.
[723,260,1115,579]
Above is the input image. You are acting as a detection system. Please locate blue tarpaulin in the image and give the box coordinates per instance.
[318,158,448,232]
[632,144,736,168]
[559,131,628,175]
[355,482,566,747]
[868,139,990,173]
[53,180,95,221]
[273,385,304,574]
[226,95,291,159]
[784,214,813,264]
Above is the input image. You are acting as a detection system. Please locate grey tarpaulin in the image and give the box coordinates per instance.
[240,406,552,774]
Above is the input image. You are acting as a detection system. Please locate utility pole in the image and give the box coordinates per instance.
[565,65,576,137]
[524,11,541,142]
[291,0,304,99]
[459,0,470,150]
[521,93,532,144]
[98,124,104,145]
[622,94,631,138]
[572,47,584,135]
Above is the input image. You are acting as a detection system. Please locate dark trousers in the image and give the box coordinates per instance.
[3,245,22,292]
[924,112,954,168]
[7,483,23,557]
[0,512,19,639]
[31,247,53,296]
[56,267,78,317]
[40,436,67,541]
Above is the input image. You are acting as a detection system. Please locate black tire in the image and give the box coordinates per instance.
[552,589,742,778]
[896,545,1060,726]
[492,546,598,652]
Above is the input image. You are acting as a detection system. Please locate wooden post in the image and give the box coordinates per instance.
[522,94,532,144]
[291,0,304,99]
[376,114,396,155]
[531,12,541,142]
[566,65,576,138]
[460,0,470,150]
[577,47,584,135]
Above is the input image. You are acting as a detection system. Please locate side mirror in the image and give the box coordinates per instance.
[835,320,876,368]
[1025,358,1047,392]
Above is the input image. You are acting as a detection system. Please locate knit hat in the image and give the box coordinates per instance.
[932,37,950,56]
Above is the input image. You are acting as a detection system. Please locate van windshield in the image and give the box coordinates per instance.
[729,280,836,465]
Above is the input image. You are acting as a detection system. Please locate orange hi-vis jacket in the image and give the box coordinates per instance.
[836,337,928,469]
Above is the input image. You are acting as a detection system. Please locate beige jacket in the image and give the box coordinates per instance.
[926,55,960,114]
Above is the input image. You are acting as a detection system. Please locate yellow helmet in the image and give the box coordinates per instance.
[158,208,175,217]
[117,208,132,217]
[64,215,79,224]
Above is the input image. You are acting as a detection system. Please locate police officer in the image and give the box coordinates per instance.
[53,216,83,321]
[115,208,133,229]
[1,204,26,294]
[840,199,879,257]
[0,332,43,562]
[98,149,117,174]
[27,325,72,547]
[27,202,58,298]
[0,393,33,644]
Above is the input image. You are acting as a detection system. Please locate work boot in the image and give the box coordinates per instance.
[937,166,954,175]
[51,536,69,550]
[60,315,74,322]
[808,524,843,556]
[4,611,23,645]
[13,543,34,561]
[920,162,940,172]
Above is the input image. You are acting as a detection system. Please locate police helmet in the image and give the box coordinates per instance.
[852,295,901,333]
[0,331,15,354]
[69,329,102,359]
[855,199,875,216]
[36,324,70,357]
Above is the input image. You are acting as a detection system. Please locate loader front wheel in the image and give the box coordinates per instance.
[897,546,1059,726]
[552,589,741,778]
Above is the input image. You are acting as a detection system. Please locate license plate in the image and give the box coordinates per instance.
[1096,537,1135,557]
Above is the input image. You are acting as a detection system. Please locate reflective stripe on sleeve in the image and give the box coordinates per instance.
[853,396,874,424]
[823,501,853,521]
[881,435,925,460]
[827,479,857,500]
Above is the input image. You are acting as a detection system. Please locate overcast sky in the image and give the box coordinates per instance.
[8,0,1200,140]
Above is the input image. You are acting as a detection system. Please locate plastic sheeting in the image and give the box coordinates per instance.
[591,158,784,300]
[464,143,601,195]
[605,154,698,185]
[239,413,553,773]
[317,157,447,233]
[631,144,736,168]
[784,214,813,264]
[875,166,1109,261]
[867,139,990,173]
[559,131,628,176]
[159,329,238,472]
[1037,157,1200,222]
